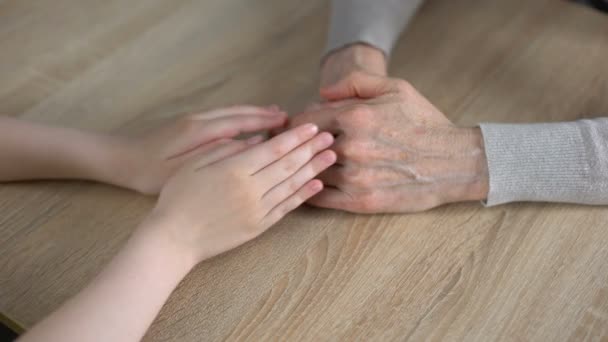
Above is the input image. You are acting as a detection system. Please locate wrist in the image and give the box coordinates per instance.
[433,127,489,204]
[84,134,136,189]
[134,213,199,274]
[321,44,388,87]
[462,127,490,202]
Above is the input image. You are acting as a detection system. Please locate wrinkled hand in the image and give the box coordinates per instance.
[144,124,336,263]
[321,44,387,89]
[115,105,288,194]
[290,72,489,213]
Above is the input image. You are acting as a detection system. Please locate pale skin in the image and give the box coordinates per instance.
[0,105,292,193]
[5,108,337,342]
[289,44,490,213]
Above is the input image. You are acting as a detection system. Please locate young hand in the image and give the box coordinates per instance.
[16,124,337,342]
[142,124,337,264]
[113,105,288,194]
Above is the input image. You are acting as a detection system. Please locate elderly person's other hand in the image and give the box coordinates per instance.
[320,44,387,89]
[290,72,490,213]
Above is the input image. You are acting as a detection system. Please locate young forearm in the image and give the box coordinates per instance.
[17,123,334,342]
[0,117,126,185]
[19,218,194,342]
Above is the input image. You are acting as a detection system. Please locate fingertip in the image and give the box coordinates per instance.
[306,123,319,134]
[283,123,318,139]
[309,179,324,192]
[320,149,337,164]
[318,131,334,145]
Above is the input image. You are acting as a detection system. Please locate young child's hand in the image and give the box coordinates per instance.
[16,124,336,342]
[116,105,287,194]
[141,124,336,264]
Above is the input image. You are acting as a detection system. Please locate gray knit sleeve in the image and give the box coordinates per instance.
[326,0,425,57]
[479,118,608,206]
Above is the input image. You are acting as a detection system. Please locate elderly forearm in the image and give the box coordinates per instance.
[0,116,125,184]
[480,118,608,205]
[327,0,425,57]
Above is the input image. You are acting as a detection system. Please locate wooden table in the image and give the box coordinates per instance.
[1,0,608,340]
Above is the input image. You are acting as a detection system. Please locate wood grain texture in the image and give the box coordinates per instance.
[1,0,608,341]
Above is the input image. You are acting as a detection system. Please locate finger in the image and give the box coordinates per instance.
[194,135,265,168]
[262,150,336,207]
[319,98,361,109]
[269,118,290,137]
[203,114,287,137]
[255,132,334,189]
[189,105,285,120]
[262,179,324,227]
[169,138,231,164]
[286,110,339,134]
[320,71,399,100]
[170,114,285,159]
[236,123,319,173]
[306,187,359,212]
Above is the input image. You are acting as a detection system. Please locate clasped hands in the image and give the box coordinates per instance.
[144,75,487,267]
[79,45,489,267]
[293,71,490,214]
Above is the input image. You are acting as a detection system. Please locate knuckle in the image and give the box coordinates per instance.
[288,179,302,193]
[340,139,369,163]
[340,104,372,124]
[271,143,288,158]
[343,167,362,184]
[351,104,373,120]
[281,157,300,174]
[344,168,373,188]
[226,169,249,185]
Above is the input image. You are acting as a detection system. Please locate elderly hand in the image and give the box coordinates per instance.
[290,72,489,213]
[321,44,387,89]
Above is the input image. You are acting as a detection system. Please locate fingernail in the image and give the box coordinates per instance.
[311,180,323,191]
[246,135,265,145]
[305,123,318,134]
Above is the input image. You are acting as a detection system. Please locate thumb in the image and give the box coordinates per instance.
[319,71,399,100]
